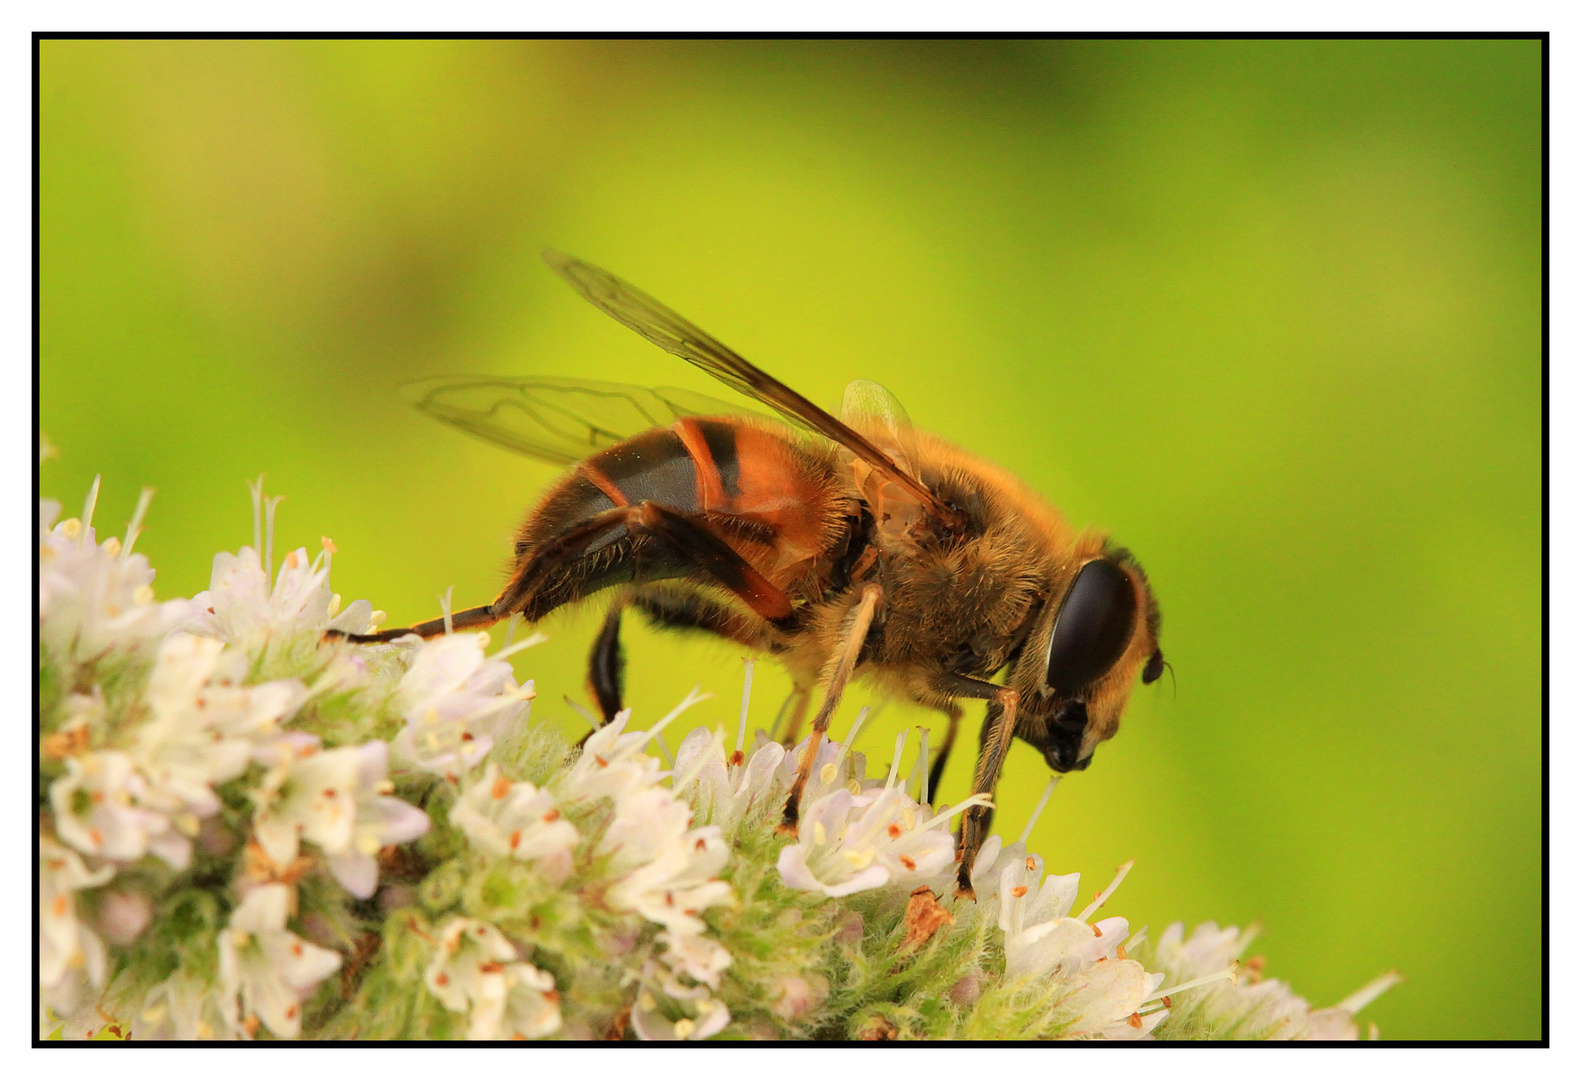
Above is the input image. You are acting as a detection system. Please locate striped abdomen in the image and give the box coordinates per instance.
[518,418,848,592]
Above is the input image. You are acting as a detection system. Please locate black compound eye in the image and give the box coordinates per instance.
[1044,559,1138,694]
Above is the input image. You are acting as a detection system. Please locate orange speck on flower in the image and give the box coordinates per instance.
[1127,1013,1142,1029]
[1117,944,1127,960]
[243,1014,261,1035]
[323,789,336,799]
[511,1034,525,1041]
[543,809,560,823]
[90,792,104,804]
[1026,857,1036,871]
[887,823,902,839]
[683,909,698,916]
[595,756,609,768]
[665,891,675,906]
[544,989,560,1004]
[478,962,504,975]
[285,1005,298,1020]
[461,732,474,742]
[492,776,511,799]
[88,829,103,847]
[1162,996,1173,1008]
[1010,885,1027,898]
[900,855,917,871]
[53,896,68,917]
[509,830,522,850]
[292,942,303,956]
[729,750,745,766]
[435,973,450,986]
[695,838,707,851]
[1091,924,1102,937]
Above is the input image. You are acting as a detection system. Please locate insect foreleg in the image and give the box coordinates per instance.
[959,690,1019,900]
[778,584,882,835]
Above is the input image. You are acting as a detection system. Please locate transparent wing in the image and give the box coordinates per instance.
[543,250,952,519]
[839,378,919,480]
[401,375,756,466]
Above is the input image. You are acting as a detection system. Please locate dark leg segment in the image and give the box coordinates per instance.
[325,603,500,645]
[588,602,626,724]
[927,703,964,804]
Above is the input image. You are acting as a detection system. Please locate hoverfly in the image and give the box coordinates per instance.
[330,252,1165,898]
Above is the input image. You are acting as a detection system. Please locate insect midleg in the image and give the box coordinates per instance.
[587,601,627,724]
[778,584,883,836]
[777,687,811,745]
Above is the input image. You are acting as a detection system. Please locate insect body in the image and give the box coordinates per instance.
[331,252,1165,898]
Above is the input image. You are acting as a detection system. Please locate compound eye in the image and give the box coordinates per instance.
[1044,559,1138,694]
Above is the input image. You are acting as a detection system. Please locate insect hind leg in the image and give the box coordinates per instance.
[323,603,500,644]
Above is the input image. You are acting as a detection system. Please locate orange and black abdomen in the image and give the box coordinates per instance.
[518,417,850,598]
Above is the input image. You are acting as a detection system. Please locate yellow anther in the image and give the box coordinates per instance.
[673,1018,695,1039]
[134,585,155,604]
[812,821,827,846]
[820,763,837,784]
[843,847,875,870]
[60,519,82,540]
[101,536,121,558]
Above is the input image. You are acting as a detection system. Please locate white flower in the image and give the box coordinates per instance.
[557,710,668,806]
[393,633,533,777]
[131,633,306,821]
[39,838,113,1014]
[218,883,341,1039]
[450,763,577,881]
[251,741,428,898]
[135,971,236,1040]
[672,726,787,833]
[497,963,563,1040]
[655,930,732,992]
[192,544,335,647]
[424,918,561,1040]
[631,959,731,1042]
[777,785,984,899]
[600,784,733,936]
[50,751,191,868]
[1148,922,1399,1040]
[39,488,194,665]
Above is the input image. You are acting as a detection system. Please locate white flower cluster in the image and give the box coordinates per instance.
[37,474,1397,1043]
[39,484,196,668]
[424,918,562,1040]
[1147,921,1402,1040]
[38,479,559,1040]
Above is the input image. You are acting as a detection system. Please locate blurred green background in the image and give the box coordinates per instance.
[38,40,1541,1040]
